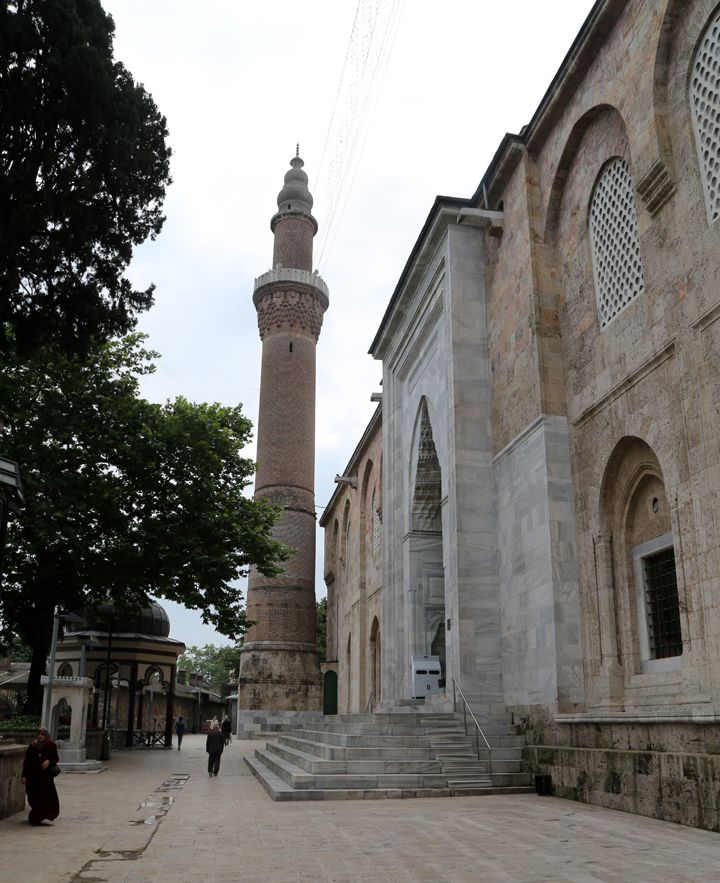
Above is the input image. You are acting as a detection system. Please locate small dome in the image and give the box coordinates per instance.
[84,602,171,638]
[276,154,314,215]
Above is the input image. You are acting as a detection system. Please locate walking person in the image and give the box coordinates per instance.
[21,726,60,826]
[175,716,186,750]
[206,720,224,777]
[221,715,232,746]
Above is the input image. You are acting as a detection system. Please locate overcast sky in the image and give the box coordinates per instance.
[101,0,597,648]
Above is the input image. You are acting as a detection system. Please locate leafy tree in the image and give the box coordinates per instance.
[0,0,172,356]
[0,633,31,661]
[177,644,242,696]
[0,334,289,709]
[315,597,327,660]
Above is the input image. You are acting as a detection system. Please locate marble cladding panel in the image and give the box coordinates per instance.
[496,416,584,709]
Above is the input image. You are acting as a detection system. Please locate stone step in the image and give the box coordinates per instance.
[296,723,469,737]
[245,754,534,802]
[257,744,529,792]
[326,712,456,724]
[245,710,531,802]
[278,734,438,761]
[267,741,446,776]
[447,778,492,788]
[289,728,467,748]
[255,747,450,790]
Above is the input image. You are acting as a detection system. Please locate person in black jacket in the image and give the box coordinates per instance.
[21,727,60,826]
[175,716,186,750]
[221,716,232,746]
[205,720,225,777]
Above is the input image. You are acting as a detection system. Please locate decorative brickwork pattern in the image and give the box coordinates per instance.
[589,158,645,329]
[690,10,720,225]
[254,287,327,340]
[271,216,315,270]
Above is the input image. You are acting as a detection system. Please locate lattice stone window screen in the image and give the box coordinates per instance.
[589,158,646,329]
[372,492,382,558]
[690,10,720,225]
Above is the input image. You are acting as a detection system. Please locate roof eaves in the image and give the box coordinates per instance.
[369,196,471,356]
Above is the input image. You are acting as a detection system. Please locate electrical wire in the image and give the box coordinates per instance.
[314,0,405,273]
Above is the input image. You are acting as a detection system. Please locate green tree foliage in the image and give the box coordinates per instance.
[315,597,327,660]
[0,334,289,709]
[0,0,172,356]
[177,644,242,696]
[0,633,31,661]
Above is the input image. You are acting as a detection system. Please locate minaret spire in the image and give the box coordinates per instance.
[237,154,329,727]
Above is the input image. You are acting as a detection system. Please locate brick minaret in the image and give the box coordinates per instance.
[238,151,328,718]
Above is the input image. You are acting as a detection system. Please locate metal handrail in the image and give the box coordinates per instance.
[365,691,375,714]
[451,677,493,780]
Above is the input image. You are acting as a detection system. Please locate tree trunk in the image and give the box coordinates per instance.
[25,638,50,714]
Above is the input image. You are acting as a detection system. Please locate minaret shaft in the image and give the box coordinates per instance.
[238,154,327,716]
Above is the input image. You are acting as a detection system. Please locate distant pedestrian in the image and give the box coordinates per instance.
[21,726,60,826]
[221,716,232,746]
[175,716,186,750]
[206,720,225,777]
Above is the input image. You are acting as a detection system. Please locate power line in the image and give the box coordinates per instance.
[314,0,405,272]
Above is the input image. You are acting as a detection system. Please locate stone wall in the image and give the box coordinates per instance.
[321,407,383,713]
[1,729,109,760]
[518,707,720,830]
[495,416,583,711]
[0,744,25,819]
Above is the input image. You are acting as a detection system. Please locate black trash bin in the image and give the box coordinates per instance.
[535,773,552,796]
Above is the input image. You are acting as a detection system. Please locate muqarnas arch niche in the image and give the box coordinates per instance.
[408,399,446,675]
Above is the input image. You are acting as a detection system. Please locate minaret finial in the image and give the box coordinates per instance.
[296,143,300,158]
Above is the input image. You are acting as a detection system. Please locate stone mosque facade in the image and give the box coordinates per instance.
[322,0,720,828]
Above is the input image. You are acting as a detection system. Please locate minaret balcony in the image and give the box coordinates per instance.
[253,266,329,299]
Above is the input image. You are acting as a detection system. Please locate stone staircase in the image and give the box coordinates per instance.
[244,711,533,801]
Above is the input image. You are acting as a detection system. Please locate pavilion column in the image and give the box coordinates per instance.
[136,689,144,729]
[126,661,138,748]
[164,664,176,749]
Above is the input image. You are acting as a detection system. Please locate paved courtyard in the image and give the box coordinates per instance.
[1,735,719,882]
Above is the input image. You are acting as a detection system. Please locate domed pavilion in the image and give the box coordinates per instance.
[51,602,186,749]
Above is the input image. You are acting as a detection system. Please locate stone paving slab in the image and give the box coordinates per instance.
[1,735,719,882]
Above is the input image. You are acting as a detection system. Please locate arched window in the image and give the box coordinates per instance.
[690,9,720,225]
[600,437,684,676]
[371,488,382,557]
[332,519,339,570]
[345,520,352,584]
[589,157,645,329]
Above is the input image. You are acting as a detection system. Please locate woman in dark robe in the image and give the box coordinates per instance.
[21,726,60,826]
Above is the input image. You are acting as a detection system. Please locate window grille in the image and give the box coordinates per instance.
[589,158,645,328]
[345,522,352,583]
[690,10,720,224]
[371,490,381,557]
[642,546,683,660]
